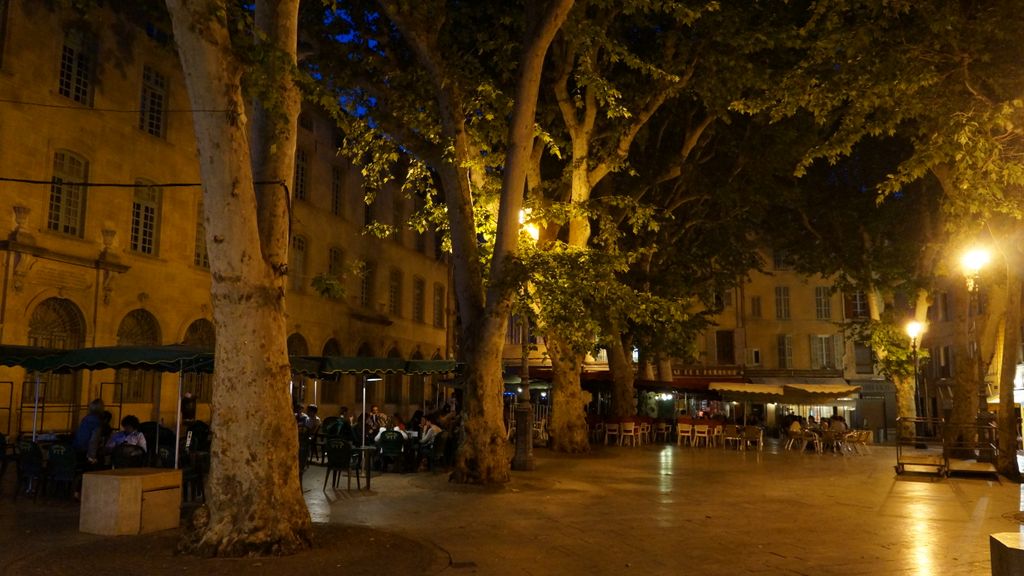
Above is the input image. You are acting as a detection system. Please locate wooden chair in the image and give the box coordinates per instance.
[604,423,620,446]
[693,424,711,447]
[637,422,652,446]
[619,421,638,447]
[676,423,693,447]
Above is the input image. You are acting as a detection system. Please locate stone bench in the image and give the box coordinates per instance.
[80,468,182,535]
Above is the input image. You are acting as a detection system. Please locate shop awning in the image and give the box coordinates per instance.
[709,382,784,399]
[783,383,861,397]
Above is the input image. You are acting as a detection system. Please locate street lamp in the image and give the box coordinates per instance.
[361,375,381,449]
[513,209,537,471]
[905,320,924,421]
[961,247,990,416]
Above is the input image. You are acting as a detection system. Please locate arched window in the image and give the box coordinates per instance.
[321,339,343,404]
[181,318,215,402]
[26,298,85,405]
[384,347,403,405]
[116,309,161,402]
[409,349,425,405]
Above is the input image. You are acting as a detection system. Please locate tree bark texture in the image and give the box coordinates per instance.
[546,335,590,453]
[605,329,636,420]
[165,0,310,556]
[996,247,1021,481]
[451,324,511,483]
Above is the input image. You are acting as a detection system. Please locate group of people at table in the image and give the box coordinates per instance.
[294,402,453,474]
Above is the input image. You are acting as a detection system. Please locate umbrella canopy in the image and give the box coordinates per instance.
[319,356,406,375]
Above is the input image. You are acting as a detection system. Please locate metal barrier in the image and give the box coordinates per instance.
[895,416,946,475]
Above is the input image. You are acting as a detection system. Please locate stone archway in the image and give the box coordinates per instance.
[26,297,85,409]
[181,318,215,402]
[116,309,161,403]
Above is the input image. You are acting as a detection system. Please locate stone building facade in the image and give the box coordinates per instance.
[0,1,452,436]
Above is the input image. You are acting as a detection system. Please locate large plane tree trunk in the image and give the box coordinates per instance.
[546,335,590,452]
[606,327,636,420]
[165,0,310,556]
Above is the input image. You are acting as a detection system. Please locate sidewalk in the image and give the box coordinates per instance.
[2,440,1022,575]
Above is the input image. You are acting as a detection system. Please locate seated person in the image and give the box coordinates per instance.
[420,415,443,448]
[106,415,148,454]
[374,419,408,443]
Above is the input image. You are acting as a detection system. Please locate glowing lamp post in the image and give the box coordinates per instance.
[513,210,537,471]
[961,247,990,415]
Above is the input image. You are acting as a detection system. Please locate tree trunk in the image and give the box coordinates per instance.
[452,322,511,483]
[950,280,977,430]
[996,243,1021,481]
[546,335,590,453]
[605,329,636,420]
[165,0,310,556]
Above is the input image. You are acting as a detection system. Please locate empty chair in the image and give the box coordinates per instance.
[323,438,361,491]
[692,424,711,447]
[676,423,693,447]
[377,430,406,473]
[45,444,77,499]
[722,425,743,450]
[637,422,652,446]
[604,423,620,446]
[743,427,764,451]
[654,422,671,443]
[14,440,44,501]
[619,421,638,447]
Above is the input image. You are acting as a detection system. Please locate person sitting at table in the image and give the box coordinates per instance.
[407,409,424,433]
[106,415,147,453]
[86,410,113,466]
[830,415,848,435]
[303,404,321,437]
[374,418,408,443]
[324,409,355,443]
[72,398,105,461]
[420,415,442,447]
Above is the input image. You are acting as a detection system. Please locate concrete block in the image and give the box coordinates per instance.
[80,468,181,535]
[990,532,1024,576]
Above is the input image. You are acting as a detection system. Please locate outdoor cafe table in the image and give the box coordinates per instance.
[355,445,376,490]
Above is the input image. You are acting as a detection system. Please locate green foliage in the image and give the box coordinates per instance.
[847,316,928,383]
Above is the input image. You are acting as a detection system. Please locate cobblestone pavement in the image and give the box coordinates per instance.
[2,440,1022,575]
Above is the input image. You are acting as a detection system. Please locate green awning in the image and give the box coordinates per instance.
[0,345,64,369]
[405,359,456,375]
[319,356,407,374]
[27,345,214,373]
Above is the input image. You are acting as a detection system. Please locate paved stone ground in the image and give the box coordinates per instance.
[2,440,1022,575]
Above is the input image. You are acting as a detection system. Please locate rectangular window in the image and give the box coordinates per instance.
[130,182,161,255]
[810,335,837,369]
[938,345,951,378]
[413,277,426,323]
[328,247,344,277]
[393,196,404,243]
[750,348,761,366]
[48,151,88,237]
[290,236,307,292]
[774,286,790,320]
[815,286,831,320]
[139,66,167,137]
[294,149,308,201]
[750,296,762,318]
[360,262,376,310]
[194,199,209,268]
[776,334,793,369]
[854,343,873,374]
[715,330,735,364]
[773,250,792,271]
[847,291,869,319]
[364,200,374,227]
[388,269,402,317]
[507,314,523,344]
[59,31,94,105]
[433,284,446,328]
[331,166,344,217]
[937,292,949,322]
